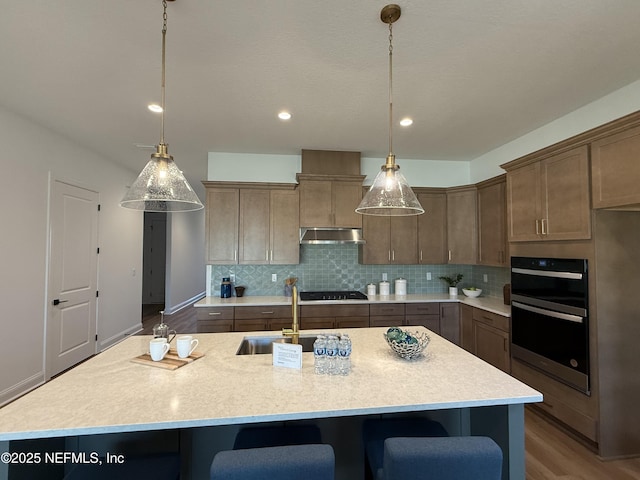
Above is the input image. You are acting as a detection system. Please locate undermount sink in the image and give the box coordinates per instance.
[236,335,317,355]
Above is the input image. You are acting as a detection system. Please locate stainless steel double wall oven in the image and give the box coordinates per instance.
[510,257,590,394]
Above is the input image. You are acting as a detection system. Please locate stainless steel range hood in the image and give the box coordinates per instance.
[299,227,365,245]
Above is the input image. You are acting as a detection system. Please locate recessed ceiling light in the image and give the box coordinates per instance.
[400,118,413,127]
[278,111,292,120]
[148,104,163,113]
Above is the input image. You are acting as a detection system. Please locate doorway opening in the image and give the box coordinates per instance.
[142,212,167,319]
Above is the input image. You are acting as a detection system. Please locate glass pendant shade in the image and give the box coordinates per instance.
[120,147,203,212]
[356,157,424,216]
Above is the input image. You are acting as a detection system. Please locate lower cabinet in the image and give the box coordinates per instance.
[405,303,460,346]
[300,304,370,330]
[234,306,292,332]
[369,304,406,327]
[196,307,234,333]
[458,304,510,373]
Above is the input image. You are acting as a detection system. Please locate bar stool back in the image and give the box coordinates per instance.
[382,436,503,480]
[210,444,335,480]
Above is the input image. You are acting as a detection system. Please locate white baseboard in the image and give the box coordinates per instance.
[99,323,142,351]
[0,372,45,408]
[164,291,205,315]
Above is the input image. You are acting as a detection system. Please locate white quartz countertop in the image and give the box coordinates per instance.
[0,327,540,441]
[195,294,511,317]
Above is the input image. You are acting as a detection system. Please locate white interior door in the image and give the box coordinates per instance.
[142,212,166,304]
[47,180,98,378]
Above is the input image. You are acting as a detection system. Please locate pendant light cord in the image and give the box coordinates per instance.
[388,21,394,157]
[160,0,168,146]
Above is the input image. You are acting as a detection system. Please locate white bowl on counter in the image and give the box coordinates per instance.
[462,288,482,298]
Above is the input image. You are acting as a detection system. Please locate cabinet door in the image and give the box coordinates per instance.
[300,317,335,330]
[446,188,477,264]
[541,146,591,241]
[299,180,332,227]
[459,304,474,353]
[474,321,510,373]
[336,317,369,329]
[592,124,640,209]
[239,190,270,264]
[360,215,391,264]
[439,303,460,345]
[390,217,418,264]
[205,188,239,264]
[405,315,440,333]
[270,189,300,264]
[478,180,507,266]
[333,181,363,228]
[417,192,447,264]
[506,162,542,242]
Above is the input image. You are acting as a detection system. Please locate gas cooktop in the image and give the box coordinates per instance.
[299,291,368,301]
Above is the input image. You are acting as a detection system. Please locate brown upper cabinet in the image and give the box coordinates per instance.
[297,174,365,228]
[477,176,507,266]
[591,124,640,210]
[203,182,299,265]
[504,145,591,242]
[359,215,418,264]
[446,186,478,264]
[416,190,448,264]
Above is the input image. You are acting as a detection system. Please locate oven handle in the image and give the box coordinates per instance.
[511,267,583,280]
[512,301,584,324]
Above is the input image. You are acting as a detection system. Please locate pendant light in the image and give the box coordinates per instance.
[120,0,203,212]
[356,4,424,216]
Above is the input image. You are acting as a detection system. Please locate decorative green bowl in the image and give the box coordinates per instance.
[384,328,430,360]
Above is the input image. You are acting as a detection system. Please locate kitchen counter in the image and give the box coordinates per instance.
[195,293,511,317]
[0,327,540,479]
[0,327,537,441]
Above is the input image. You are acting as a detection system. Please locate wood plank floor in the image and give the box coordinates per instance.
[138,305,640,479]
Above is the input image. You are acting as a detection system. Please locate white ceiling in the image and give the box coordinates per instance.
[3,0,640,186]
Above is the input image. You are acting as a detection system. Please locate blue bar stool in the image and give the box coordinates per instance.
[381,436,503,480]
[233,424,322,449]
[362,417,449,480]
[210,444,335,480]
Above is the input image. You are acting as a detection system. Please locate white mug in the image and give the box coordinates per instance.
[149,338,170,361]
[176,335,199,359]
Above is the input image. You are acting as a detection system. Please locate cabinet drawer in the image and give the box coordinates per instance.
[472,308,509,332]
[197,319,233,333]
[405,303,439,315]
[235,306,291,319]
[512,360,597,441]
[196,307,234,321]
[370,303,405,316]
[300,304,369,318]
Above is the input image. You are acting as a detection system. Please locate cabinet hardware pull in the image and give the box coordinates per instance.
[392,250,395,261]
[388,250,391,261]
[420,250,423,262]
[448,250,452,261]
[261,311,275,314]
[234,250,237,262]
[266,250,269,261]
[270,250,273,262]
[482,316,494,324]
[535,219,540,235]
[208,312,221,316]
[541,218,548,235]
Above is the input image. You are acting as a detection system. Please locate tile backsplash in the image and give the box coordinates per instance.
[208,245,509,299]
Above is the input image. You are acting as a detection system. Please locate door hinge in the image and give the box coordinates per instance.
[97,204,101,211]
[97,247,100,254]
[96,291,99,298]
[95,334,98,341]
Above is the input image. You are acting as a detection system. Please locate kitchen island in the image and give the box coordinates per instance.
[0,327,540,479]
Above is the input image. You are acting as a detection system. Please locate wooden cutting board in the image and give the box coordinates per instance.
[131,349,204,370]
